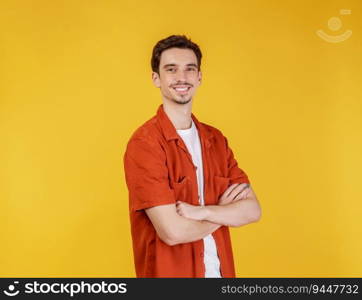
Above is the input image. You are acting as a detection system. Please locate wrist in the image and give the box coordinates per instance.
[202,205,212,221]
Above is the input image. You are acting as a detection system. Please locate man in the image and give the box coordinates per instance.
[123,35,261,278]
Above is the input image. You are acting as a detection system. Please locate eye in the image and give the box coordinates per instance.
[167,68,176,72]
[186,67,197,71]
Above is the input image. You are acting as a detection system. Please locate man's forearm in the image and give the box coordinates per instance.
[170,216,221,245]
[204,198,261,227]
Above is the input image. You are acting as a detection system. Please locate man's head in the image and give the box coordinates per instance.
[151,35,202,105]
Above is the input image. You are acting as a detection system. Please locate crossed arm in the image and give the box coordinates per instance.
[176,183,261,227]
[126,135,261,246]
[145,183,261,246]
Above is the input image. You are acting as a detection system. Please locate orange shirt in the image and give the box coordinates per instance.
[123,104,250,277]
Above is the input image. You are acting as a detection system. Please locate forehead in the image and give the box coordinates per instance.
[160,47,198,66]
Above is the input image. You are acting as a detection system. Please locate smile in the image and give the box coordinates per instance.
[173,86,191,93]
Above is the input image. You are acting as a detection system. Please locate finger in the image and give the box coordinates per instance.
[240,187,251,199]
[233,187,251,201]
[219,184,239,202]
[226,183,245,198]
[224,183,240,197]
[228,183,250,200]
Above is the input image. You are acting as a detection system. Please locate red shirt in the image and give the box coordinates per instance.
[123,104,250,277]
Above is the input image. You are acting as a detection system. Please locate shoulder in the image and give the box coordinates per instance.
[125,115,165,157]
[130,115,156,138]
[127,115,162,143]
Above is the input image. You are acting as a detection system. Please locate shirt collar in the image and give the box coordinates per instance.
[156,104,214,146]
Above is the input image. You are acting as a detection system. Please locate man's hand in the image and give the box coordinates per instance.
[218,183,251,205]
[176,184,260,227]
[176,201,207,221]
[176,183,251,221]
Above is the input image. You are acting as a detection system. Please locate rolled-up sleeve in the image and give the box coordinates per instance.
[123,137,176,212]
[223,135,250,185]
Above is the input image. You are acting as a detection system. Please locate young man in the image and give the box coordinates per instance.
[123,35,261,278]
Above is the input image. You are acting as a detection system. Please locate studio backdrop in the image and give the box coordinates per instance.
[0,0,361,277]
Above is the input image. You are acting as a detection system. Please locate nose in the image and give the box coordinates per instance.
[175,69,187,82]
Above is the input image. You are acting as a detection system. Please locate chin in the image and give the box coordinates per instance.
[173,98,192,105]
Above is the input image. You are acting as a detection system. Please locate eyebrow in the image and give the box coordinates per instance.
[163,63,198,69]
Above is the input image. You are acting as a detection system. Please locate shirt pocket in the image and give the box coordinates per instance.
[171,176,189,202]
[212,175,231,205]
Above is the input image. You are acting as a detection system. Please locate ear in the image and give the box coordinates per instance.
[152,72,161,88]
[198,70,202,85]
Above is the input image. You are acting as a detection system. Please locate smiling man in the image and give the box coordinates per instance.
[123,35,261,278]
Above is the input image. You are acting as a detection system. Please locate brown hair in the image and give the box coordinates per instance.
[151,35,202,74]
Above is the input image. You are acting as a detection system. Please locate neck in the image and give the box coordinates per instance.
[163,100,192,130]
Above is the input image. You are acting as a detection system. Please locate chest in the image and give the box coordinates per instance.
[163,137,230,206]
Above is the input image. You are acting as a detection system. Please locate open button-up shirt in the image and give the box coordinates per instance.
[123,104,250,277]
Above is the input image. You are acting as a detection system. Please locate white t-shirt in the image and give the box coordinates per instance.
[176,119,222,278]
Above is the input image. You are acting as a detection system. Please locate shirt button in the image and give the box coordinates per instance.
[200,253,204,257]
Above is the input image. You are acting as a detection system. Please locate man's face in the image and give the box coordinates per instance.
[152,47,202,105]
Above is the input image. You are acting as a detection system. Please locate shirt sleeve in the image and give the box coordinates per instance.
[123,137,176,212]
[223,135,250,185]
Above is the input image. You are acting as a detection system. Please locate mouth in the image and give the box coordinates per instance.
[172,86,191,94]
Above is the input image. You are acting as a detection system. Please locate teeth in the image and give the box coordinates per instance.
[174,87,189,91]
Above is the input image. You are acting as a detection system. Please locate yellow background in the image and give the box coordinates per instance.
[1,0,361,277]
